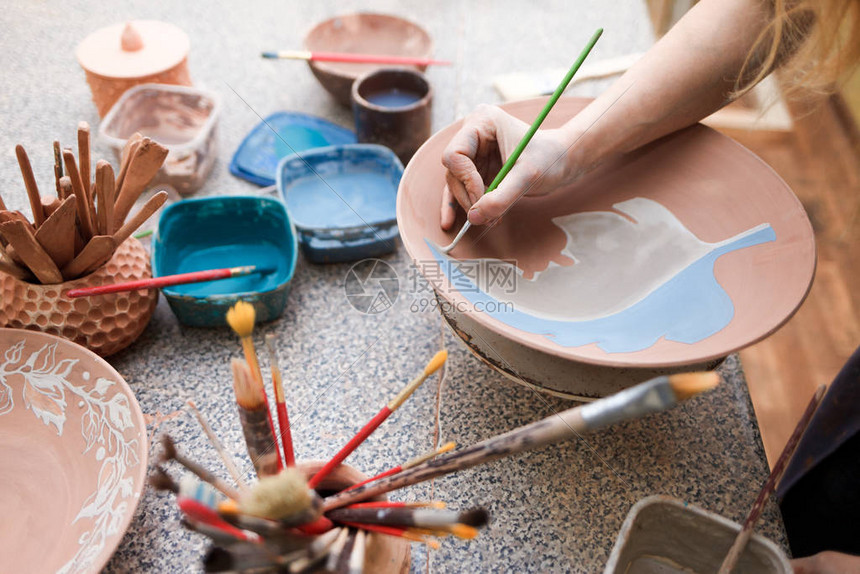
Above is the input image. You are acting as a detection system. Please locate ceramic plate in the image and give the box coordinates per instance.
[230,111,356,186]
[397,98,816,368]
[0,329,147,573]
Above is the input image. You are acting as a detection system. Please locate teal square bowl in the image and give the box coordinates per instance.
[153,196,298,327]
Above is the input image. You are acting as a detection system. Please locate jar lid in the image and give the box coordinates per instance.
[76,20,190,79]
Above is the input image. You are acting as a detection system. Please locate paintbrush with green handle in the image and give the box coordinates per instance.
[439,27,603,254]
[322,371,721,511]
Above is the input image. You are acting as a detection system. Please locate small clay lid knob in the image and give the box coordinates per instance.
[121,22,144,52]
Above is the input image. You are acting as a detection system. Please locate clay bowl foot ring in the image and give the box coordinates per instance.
[297,461,410,574]
[0,238,158,357]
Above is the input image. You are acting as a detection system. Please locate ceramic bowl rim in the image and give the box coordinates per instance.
[302,12,434,81]
[153,195,299,301]
[351,67,433,114]
[276,142,403,234]
[0,327,149,573]
[396,97,816,369]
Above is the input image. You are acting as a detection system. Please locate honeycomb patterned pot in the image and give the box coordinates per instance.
[0,238,158,357]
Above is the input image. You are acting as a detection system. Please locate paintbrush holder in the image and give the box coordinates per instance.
[0,238,157,357]
[297,461,410,573]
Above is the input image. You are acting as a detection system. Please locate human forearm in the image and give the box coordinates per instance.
[559,0,773,178]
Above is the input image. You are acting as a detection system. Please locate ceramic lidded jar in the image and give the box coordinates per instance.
[0,238,157,357]
[76,20,192,117]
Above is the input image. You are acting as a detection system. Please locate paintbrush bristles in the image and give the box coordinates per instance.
[668,372,721,400]
[424,349,448,375]
[387,349,448,410]
[231,358,265,409]
[239,468,315,521]
[226,301,256,338]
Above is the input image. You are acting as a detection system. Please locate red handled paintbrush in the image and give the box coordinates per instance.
[307,350,448,490]
[261,50,450,66]
[66,265,274,297]
[265,333,296,467]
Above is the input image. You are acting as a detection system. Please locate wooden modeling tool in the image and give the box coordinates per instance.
[439,27,603,254]
[113,137,169,228]
[231,358,282,477]
[15,145,45,227]
[323,372,721,510]
[40,196,62,219]
[187,400,249,491]
[34,195,76,269]
[95,160,115,236]
[0,243,30,280]
[261,50,450,66]
[66,264,273,297]
[0,220,63,283]
[159,435,241,501]
[53,141,64,195]
[61,190,167,279]
[308,350,448,490]
[265,333,296,467]
[78,122,91,198]
[114,133,143,205]
[0,192,5,211]
[227,301,284,472]
[62,147,95,240]
[716,385,826,574]
[344,442,456,492]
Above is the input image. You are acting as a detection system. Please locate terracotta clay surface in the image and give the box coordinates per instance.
[76,20,191,116]
[0,238,158,357]
[397,97,816,369]
[0,328,147,574]
[304,13,433,106]
[297,461,410,574]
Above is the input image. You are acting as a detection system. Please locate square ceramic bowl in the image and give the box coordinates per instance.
[277,144,402,263]
[100,83,220,195]
[153,196,297,327]
[604,496,791,573]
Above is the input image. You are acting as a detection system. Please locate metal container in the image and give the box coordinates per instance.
[604,496,791,574]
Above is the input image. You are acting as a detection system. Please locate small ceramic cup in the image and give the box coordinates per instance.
[351,68,432,164]
[296,461,410,573]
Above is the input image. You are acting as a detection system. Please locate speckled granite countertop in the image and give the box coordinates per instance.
[0,1,786,572]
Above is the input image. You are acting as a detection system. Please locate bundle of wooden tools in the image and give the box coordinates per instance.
[0,122,169,284]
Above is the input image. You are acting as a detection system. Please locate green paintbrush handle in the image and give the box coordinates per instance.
[484,27,603,195]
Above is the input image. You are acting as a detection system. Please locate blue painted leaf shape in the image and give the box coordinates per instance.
[428,198,776,354]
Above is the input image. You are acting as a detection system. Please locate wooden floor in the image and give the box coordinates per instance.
[717,94,860,466]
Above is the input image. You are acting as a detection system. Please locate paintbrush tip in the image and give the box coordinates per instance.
[226,300,256,338]
[668,371,721,401]
[424,349,448,376]
[459,508,490,527]
[148,466,179,493]
[449,524,479,540]
[260,51,278,59]
[159,434,178,461]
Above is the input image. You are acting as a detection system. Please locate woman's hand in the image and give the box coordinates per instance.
[440,104,577,230]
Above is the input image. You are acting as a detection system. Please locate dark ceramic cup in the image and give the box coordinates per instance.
[351,68,432,165]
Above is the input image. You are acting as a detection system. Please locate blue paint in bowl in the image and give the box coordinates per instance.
[277,144,402,263]
[230,112,356,187]
[153,196,298,327]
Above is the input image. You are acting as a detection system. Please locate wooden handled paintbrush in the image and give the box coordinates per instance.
[308,350,448,489]
[231,358,282,477]
[323,372,721,510]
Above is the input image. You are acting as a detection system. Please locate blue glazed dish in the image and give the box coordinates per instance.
[153,196,298,327]
[230,112,356,187]
[277,144,402,264]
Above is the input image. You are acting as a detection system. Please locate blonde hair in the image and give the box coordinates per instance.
[738,0,860,96]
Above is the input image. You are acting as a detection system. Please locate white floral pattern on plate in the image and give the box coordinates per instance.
[0,332,145,574]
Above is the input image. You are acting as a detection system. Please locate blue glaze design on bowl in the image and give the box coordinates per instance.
[230,112,356,187]
[153,196,298,327]
[277,144,403,264]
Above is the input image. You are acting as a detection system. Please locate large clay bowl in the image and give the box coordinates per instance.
[397,98,815,398]
[0,328,147,573]
[0,238,158,357]
[304,13,433,106]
